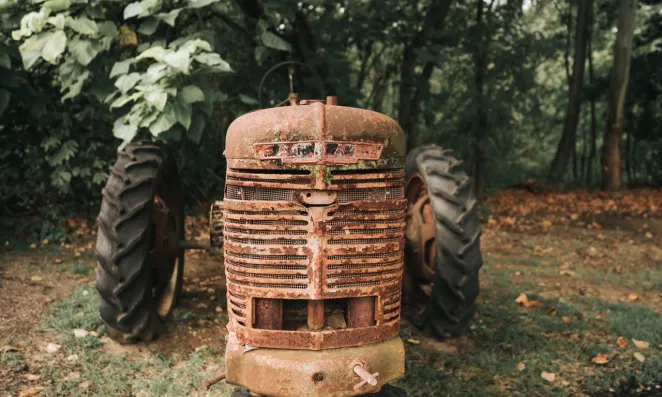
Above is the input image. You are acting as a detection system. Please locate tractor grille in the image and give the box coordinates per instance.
[223,165,405,349]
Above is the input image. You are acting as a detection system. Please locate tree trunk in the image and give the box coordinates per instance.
[549,0,592,181]
[472,0,490,197]
[601,0,637,191]
[398,0,453,151]
[586,3,598,186]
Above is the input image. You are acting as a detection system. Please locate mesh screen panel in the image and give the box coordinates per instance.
[226,251,307,261]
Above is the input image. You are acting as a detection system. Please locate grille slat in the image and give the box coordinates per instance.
[328,237,403,245]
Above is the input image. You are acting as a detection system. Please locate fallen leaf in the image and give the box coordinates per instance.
[67,354,79,361]
[25,374,40,381]
[407,338,421,345]
[195,345,208,352]
[541,372,556,383]
[516,362,526,371]
[645,232,653,239]
[546,307,557,317]
[617,337,628,348]
[633,352,645,362]
[45,343,61,353]
[19,387,43,397]
[31,276,42,282]
[628,293,639,302]
[562,316,571,324]
[30,243,37,249]
[73,329,89,338]
[591,353,609,365]
[215,306,224,313]
[52,258,63,264]
[632,339,650,349]
[515,293,538,308]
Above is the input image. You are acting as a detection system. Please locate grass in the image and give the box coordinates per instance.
[396,266,662,397]
[33,286,235,397]
[16,267,662,397]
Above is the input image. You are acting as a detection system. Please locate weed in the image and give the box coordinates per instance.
[71,263,88,276]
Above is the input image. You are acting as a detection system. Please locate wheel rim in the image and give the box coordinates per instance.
[150,187,183,319]
[404,174,436,298]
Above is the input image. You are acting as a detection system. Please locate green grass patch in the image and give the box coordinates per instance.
[35,287,234,396]
[400,284,661,397]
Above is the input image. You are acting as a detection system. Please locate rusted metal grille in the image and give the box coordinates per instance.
[226,185,297,201]
[327,277,401,289]
[227,259,307,271]
[338,187,404,202]
[224,236,307,245]
[327,259,401,270]
[225,226,307,236]
[226,251,307,261]
[327,228,401,235]
[223,164,406,349]
[328,237,403,245]
[225,218,308,226]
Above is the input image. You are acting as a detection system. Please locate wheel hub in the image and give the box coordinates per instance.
[150,194,182,318]
[404,174,436,296]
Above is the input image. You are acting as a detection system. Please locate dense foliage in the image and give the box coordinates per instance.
[1,0,661,216]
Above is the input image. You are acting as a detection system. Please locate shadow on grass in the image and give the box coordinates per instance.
[398,281,662,397]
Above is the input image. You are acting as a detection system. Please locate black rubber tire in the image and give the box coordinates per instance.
[404,144,483,339]
[231,385,407,397]
[95,141,183,344]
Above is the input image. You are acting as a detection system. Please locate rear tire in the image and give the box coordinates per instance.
[404,144,483,339]
[95,141,184,344]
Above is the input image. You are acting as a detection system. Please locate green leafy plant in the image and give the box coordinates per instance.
[12,0,232,147]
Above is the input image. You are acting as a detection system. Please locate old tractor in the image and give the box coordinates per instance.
[95,82,482,396]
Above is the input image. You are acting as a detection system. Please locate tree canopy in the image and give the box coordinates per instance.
[1,0,661,213]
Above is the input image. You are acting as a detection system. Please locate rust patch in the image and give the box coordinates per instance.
[254,141,383,164]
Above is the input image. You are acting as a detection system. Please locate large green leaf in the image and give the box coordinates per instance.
[124,2,144,19]
[180,85,205,104]
[193,53,232,72]
[98,21,118,38]
[62,70,89,101]
[136,45,166,61]
[143,63,168,83]
[138,17,160,35]
[69,39,100,66]
[173,99,192,130]
[41,30,67,64]
[156,9,181,27]
[144,90,168,111]
[187,0,219,8]
[43,0,71,12]
[162,49,190,73]
[0,88,10,117]
[66,16,98,35]
[110,59,134,78]
[149,103,178,136]
[114,72,141,94]
[113,118,138,142]
[261,31,292,52]
[19,33,50,69]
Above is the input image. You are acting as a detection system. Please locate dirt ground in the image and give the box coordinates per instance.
[1,189,661,397]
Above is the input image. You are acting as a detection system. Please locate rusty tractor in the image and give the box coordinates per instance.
[95,91,482,396]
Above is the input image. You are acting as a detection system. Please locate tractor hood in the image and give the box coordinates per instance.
[224,101,405,163]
